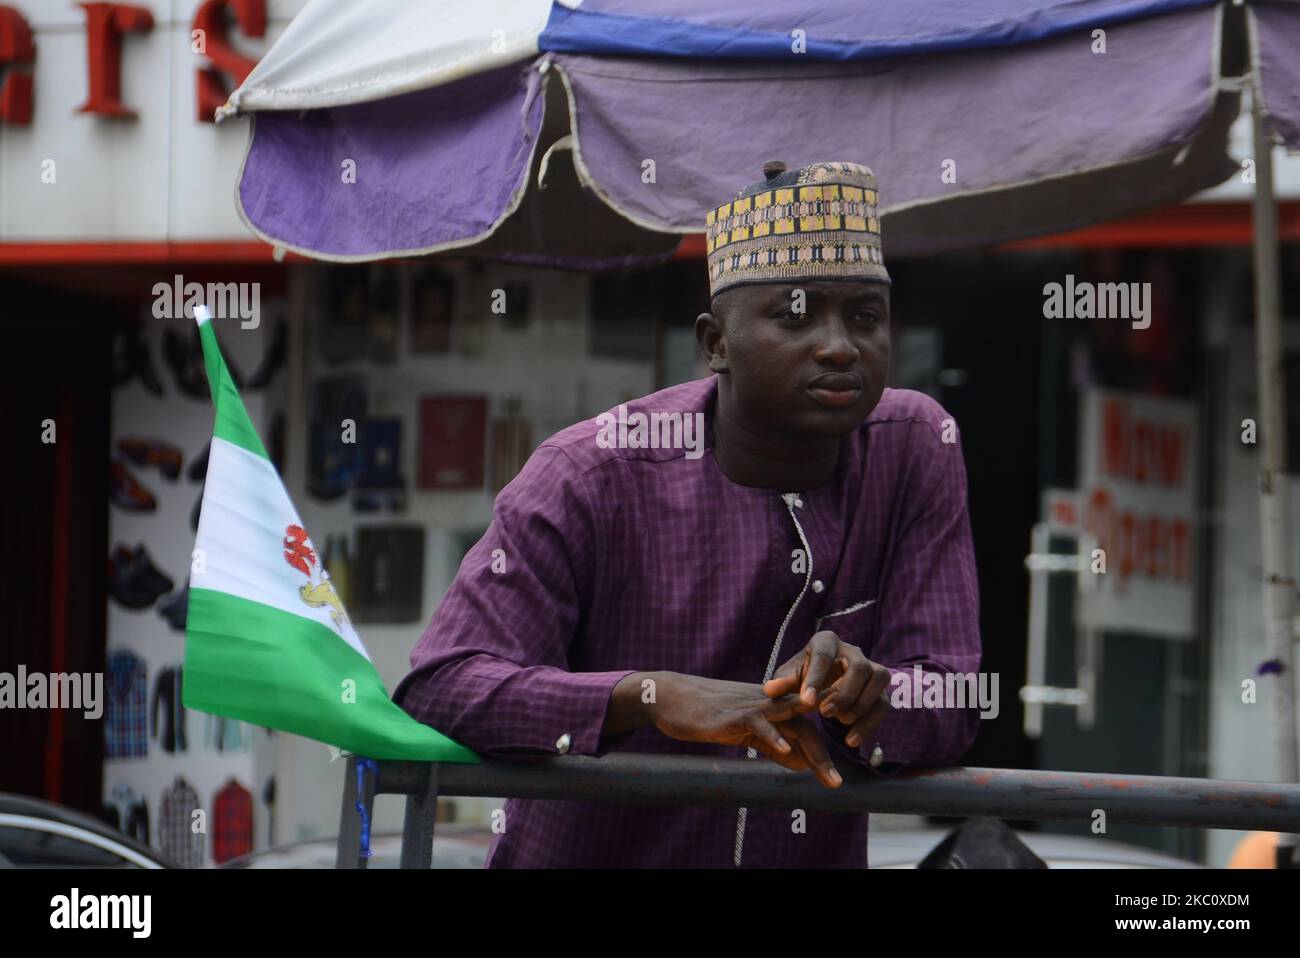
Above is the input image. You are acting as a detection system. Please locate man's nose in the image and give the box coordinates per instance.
[813,315,860,365]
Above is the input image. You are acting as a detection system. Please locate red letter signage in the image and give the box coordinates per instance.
[77,3,154,118]
[0,5,34,125]
[193,0,265,122]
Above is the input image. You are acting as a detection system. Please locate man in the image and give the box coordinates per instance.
[393,160,983,867]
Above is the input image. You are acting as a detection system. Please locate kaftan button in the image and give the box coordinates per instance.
[869,745,884,767]
[794,497,804,508]
[555,733,571,754]
[812,580,825,593]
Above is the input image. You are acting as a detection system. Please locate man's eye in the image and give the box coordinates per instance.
[855,311,881,325]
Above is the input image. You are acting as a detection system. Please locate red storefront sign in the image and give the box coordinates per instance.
[1078,388,1198,638]
[0,0,265,125]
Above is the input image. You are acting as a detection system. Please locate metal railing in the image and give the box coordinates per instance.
[335,754,1300,868]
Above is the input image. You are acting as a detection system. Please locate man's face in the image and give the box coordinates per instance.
[700,279,891,440]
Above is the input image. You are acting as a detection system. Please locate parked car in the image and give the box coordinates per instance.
[0,793,169,868]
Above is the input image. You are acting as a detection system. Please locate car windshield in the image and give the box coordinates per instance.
[0,825,140,868]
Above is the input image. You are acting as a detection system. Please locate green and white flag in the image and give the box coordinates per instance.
[183,305,477,763]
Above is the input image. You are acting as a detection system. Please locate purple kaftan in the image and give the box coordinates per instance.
[393,376,982,867]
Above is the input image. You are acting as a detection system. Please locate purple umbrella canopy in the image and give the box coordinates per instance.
[229,0,1248,264]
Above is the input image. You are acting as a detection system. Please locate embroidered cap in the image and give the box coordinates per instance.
[705,160,889,299]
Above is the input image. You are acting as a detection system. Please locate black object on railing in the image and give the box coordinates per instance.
[336,753,1300,869]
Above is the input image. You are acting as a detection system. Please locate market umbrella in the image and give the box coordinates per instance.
[224,0,1242,264]
[221,0,1300,854]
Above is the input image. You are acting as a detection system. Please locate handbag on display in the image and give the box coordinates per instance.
[351,525,425,624]
[418,395,487,490]
[320,270,369,365]
[411,270,454,354]
[307,376,368,501]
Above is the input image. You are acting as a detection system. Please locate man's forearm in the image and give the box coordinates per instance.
[602,671,668,737]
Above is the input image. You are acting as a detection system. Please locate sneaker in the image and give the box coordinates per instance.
[117,438,182,481]
[163,328,209,399]
[110,460,156,512]
[108,545,172,609]
[246,320,286,390]
[157,581,189,631]
[130,544,174,597]
[112,326,163,397]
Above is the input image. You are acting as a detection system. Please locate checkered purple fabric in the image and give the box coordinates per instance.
[394,377,982,867]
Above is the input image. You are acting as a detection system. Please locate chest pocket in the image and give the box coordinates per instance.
[814,591,879,652]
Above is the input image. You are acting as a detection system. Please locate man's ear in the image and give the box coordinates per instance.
[696,311,728,373]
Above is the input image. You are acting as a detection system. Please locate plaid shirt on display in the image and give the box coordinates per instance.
[104,650,148,759]
[158,776,204,868]
[212,779,253,864]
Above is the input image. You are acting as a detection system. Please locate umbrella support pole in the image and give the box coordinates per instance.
[1249,89,1299,863]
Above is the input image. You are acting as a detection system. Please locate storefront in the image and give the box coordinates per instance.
[4,0,1300,868]
[0,0,299,865]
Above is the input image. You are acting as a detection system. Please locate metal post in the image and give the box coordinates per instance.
[1249,86,1299,864]
[335,755,375,869]
[399,763,440,869]
[1024,523,1050,738]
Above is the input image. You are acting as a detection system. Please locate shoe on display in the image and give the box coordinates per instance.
[107,545,173,610]
[157,580,189,631]
[108,554,156,609]
[112,326,164,397]
[246,320,286,390]
[129,544,174,597]
[163,328,209,399]
[117,438,183,481]
[110,460,157,512]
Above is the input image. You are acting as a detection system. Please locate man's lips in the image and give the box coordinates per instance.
[806,373,863,407]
